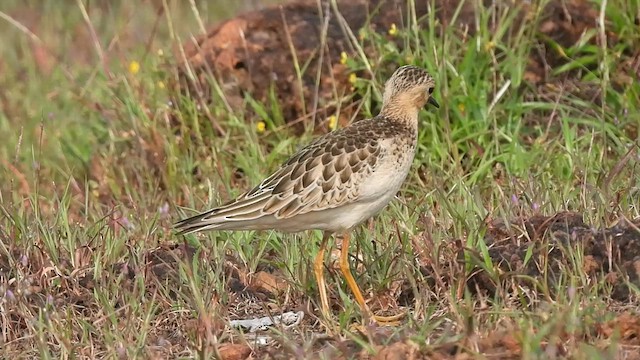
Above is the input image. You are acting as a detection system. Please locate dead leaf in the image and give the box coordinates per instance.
[251,270,288,294]
[217,343,252,360]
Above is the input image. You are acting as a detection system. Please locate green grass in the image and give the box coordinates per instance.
[1,0,640,358]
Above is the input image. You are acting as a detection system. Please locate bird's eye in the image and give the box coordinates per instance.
[428,88,434,94]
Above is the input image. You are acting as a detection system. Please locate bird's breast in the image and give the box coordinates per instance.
[357,138,416,202]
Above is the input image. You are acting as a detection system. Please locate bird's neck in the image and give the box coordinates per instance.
[379,102,420,130]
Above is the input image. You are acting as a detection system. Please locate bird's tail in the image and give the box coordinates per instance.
[174,191,276,234]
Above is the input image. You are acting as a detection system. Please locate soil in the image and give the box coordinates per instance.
[476,212,640,301]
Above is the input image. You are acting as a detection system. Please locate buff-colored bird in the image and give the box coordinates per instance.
[176,65,439,323]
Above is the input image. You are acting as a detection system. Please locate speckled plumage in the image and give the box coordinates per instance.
[175,116,417,233]
[175,65,438,323]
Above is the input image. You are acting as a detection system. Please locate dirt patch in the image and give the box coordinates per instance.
[409,212,640,305]
[174,0,615,131]
[597,312,640,346]
[476,212,640,301]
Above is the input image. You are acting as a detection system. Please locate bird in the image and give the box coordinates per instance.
[175,65,439,324]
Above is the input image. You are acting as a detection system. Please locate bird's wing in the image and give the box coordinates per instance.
[174,119,385,233]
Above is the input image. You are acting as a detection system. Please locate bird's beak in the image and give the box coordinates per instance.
[427,96,440,108]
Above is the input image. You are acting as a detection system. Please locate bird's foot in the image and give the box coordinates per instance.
[370,310,405,326]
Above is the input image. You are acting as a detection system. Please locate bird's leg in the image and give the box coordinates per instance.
[314,232,331,319]
[339,232,369,311]
[339,232,405,325]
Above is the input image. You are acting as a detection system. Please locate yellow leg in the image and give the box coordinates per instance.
[339,232,405,325]
[314,232,331,319]
[339,232,369,310]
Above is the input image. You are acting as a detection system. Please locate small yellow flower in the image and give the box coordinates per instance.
[458,103,465,113]
[157,49,164,57]
[348,73,357,84]
[484,41,496,52]
[157,81,165,89]
[328,115,337,130]
[388,23,398,36]
[128,60,140,75]
[340,51,348,65]
[256,121,266,133]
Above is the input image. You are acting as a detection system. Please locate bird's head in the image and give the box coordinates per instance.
[381,65,439,114]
